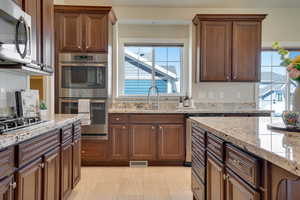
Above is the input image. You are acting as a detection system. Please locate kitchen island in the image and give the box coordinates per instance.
[0,114,82,200]
[190,116,300,200]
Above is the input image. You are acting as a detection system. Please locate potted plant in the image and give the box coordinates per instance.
[39,101,48,120]
[272,42,300,111]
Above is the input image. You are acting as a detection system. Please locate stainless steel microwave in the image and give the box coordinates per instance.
[0,0,32,65]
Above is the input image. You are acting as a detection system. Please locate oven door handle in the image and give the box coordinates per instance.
[60,99,106,103]
[59,63,106,67]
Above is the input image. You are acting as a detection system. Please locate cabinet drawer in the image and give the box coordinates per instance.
[192,142,205,163]
[0,147,14,180]
[129,114,184,124]
[110,114,128,124]
[207,133,224,162]
[61,125,73,144]
[225,144,261,189]
[18,129,60,167]
[192,172,205,200]
[192,125,206,147]
[73,121,81,133]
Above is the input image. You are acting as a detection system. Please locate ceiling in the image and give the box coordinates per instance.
[112,0,300,8]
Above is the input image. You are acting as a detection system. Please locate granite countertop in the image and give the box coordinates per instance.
[108,108,272,114]
[190,117,300,176]
[0,114,81,150]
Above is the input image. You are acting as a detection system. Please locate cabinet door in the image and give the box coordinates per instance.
[199,21,232,81]
[130,125,157,160]
[58,13,83,52]
[41,0,54,67]
[158,124,185,161]
[43,147,60,200]
[226,170,260,200]
[206,154,225,200]
[232,21,261,82]
[16,158,43,200]
[0,175,14,200]
[83,14,108,52]
[23,0,41,63]
[110,125,129,161]
[72,139,81,188]
[61,143,73,200]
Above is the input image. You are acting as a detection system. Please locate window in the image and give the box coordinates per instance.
[259,50,300,116]
[120,44,184,96]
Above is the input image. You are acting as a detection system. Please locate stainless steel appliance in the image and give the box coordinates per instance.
[59,98,108,136]
[58,53,108,98]
[0,0,32,65]
[0,116,42,134]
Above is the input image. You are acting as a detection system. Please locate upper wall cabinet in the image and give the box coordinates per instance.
[55,6,116,53]
[193,14,267,82]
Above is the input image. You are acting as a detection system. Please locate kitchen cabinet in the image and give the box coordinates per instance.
[110,125,129,161]
[55,6,116,53]
[130,124,157,161]
[84,14,108,52]
[57,13,83,52]
[206,154,225,200]
[43,147,60,200]
[72,137,81,188]
[81,139,109,165]
[0,175,14,200]
[16,158,43,200]
[41,0,54,68]
[158,124,185,160]
[193,14,266,82]
[60,141,73,200]
[232,21,261,81]
[192,172,205,200]
[226,169,260,200]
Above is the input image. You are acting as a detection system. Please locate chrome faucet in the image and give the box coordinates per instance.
[147,86,160,110]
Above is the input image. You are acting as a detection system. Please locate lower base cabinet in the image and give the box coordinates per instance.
[16,158,43,200]
[72,138,81,188]
[192,172,205,200]
[226,169,260,200]
[0,175,14,200]
[61,142,73,200]
[206,154,225,200]
[44,147,60,200]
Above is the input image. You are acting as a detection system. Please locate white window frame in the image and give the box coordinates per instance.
[117,38,189,99]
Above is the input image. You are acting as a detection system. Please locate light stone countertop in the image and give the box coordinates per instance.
[0,114,81,150]
[190,117,300,177]
[108,108,272,114]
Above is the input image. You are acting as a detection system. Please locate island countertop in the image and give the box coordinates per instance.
[190,116,300,177]
[0,114,81,150]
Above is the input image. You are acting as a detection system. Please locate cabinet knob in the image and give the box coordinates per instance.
[223,174,229,180]
[226,76,230,80]
[81,150,85,154]
[10,182,17,190]
[39,163,45,169]
[122,126,126,129]
[152,126,155,130]
[116,118,120,121]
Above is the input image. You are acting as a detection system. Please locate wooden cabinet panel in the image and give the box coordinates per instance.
[158,124,185,161]
[60,142,73,200]
[41,0,54,68]
[109,114,129,124]
[110,125,129,161]
[81,139,109,163]
[16,158,43,200]
[199,21,232,81]
[226,169,260,200]
[232,21,261,81]
[207,133,224,162]
[43,147,60,200]
[0,147,14,181]
[72,139,81,188]
[0,175,14,200]
[84,14,108,52]
[206,154,225,200]
[129,114,185,124]
[130,125,157,160]
[23,0,41,63]
[58,13,83,52]
[192,172,205,200]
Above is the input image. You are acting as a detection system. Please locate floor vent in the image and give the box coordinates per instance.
[130,161,148,168]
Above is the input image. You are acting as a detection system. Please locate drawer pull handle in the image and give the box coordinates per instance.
[10,182,17,189]
[223,174,229,180]
[122,126,126,129]
[81,150,86,154]
[39,163,45,169]
[152,126,155,130]
[116,118,120,121]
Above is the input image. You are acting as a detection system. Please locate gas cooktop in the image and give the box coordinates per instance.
[0,117,43,134]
